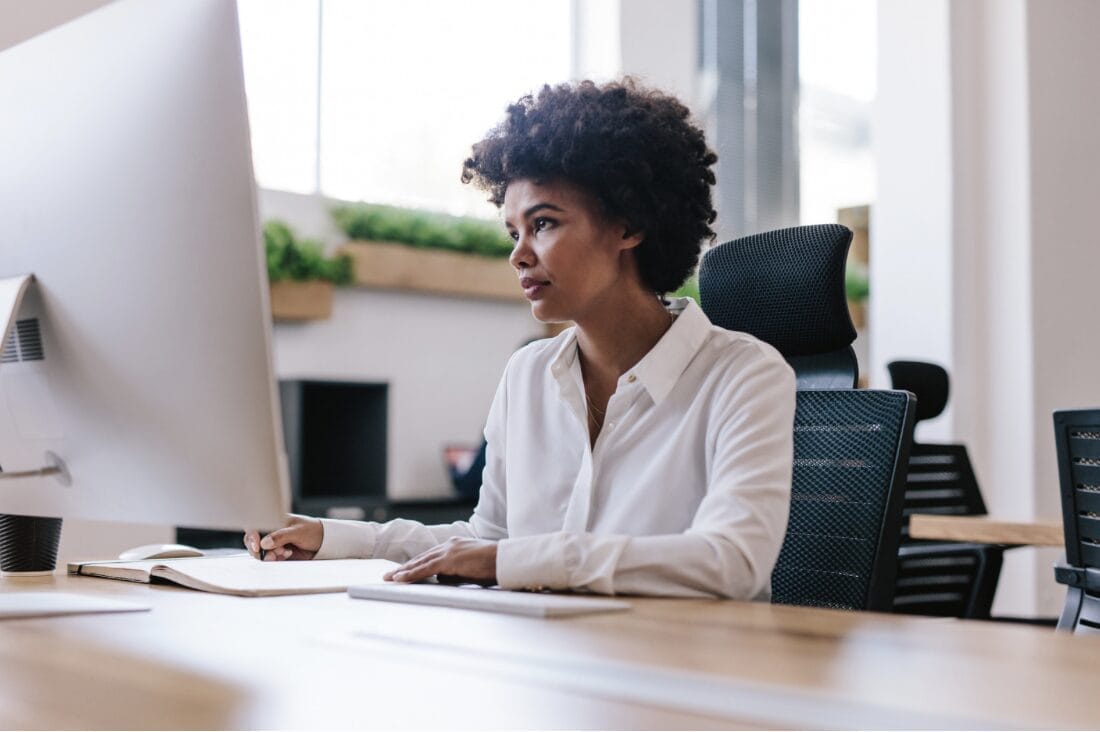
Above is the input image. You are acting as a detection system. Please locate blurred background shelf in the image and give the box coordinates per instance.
[270,280,333,321]
[338,241,523,303]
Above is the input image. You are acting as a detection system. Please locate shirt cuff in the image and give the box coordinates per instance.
[496,534,571,590]
[314,519,378,560]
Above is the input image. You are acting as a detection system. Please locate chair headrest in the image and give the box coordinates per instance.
[887,360,949,421]
[698,224,856,358]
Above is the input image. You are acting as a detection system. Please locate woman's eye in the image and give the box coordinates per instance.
[534,217,554,232]
[507,230,519,242]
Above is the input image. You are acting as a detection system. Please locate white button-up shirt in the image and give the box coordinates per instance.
[317,298,795,599]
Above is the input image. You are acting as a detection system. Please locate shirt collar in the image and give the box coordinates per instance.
[548,297,712,407]
[631,297,711,405]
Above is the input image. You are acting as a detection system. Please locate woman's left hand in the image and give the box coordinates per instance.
[383,537,498,585]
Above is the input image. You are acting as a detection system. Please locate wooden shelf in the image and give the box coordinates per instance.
[338,241,523,303]
[270,280,333,321]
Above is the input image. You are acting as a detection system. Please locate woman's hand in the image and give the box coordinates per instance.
[384,537,498,585]
[243,514,323,561]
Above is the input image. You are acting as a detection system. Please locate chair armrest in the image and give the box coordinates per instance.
[1054,563,1100,592]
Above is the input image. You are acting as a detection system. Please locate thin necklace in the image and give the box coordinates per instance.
[585,390,605,418]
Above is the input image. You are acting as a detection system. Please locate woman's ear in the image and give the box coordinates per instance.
[619,225,645,252]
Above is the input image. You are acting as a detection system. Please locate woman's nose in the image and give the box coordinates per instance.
[509,234,535,271]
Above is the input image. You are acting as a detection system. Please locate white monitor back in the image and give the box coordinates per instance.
[0,0,289,529]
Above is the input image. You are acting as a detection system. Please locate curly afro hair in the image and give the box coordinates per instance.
[461,79,718,295]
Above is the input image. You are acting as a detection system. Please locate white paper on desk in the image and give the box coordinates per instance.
[0,592,150,619]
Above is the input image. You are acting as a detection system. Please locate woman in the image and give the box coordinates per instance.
[246,79,795,599]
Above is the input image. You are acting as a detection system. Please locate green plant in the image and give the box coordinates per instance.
[331,203,513,259]
[845,261,870,303]
[264,220,353,286]
[670,276,699,303]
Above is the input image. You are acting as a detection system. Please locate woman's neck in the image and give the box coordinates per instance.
[573,287,672,383]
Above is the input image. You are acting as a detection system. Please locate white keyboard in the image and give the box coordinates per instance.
[348,583,631,617]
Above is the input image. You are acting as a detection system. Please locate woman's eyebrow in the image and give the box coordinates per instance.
[523,202,565,219]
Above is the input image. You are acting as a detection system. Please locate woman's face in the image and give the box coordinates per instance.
[503,178,642,323]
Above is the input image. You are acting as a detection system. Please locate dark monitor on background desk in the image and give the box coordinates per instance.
[279,379,388,516]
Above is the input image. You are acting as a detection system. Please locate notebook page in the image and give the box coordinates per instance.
[156,555,400,596]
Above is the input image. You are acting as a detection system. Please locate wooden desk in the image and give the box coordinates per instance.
[2,572,1099,729]
[910,514,1064,547]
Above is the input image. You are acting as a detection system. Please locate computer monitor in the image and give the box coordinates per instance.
[0,0,289,543]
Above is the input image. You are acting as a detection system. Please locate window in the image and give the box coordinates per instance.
[239,0,572,218]
[798,0,876,225]
[237,0,320,195]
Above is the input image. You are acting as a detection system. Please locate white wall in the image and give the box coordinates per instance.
[948,0,1040,618]
[875,0,1100,616]
[260,190,541,501]
[1023,0,1100,614]
[572,0,699,113]
[870,0,955,440]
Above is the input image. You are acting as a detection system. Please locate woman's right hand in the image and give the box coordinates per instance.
[243,514,324,561]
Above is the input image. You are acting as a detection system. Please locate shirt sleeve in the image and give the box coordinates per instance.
[495,348,795,599]
[313,363,511,562]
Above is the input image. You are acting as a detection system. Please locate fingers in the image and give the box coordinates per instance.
[243,530,261,558]
[259,525,300,552]
[390,556,443,584]
[247,515,321,561]
[262,546,295,561]
[242,530,290,559]
[382,538,499,584]
[384,546,444,582]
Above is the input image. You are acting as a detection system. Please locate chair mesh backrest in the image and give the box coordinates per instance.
[698,224,856,357]
[772,389,915,611]
[899,444,987,542]
[891,444,1000,619]
[1053,410,1100,570]
[892,544,1002,618]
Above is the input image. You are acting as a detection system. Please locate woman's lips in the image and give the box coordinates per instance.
[520,277,550,300]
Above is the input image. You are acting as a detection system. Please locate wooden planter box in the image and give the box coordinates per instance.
[338,241,523,302]
[270,280,334,321]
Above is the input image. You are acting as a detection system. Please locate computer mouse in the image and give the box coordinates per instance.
[118,543,205,561]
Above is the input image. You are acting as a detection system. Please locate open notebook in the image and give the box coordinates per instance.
[68,554,399,597]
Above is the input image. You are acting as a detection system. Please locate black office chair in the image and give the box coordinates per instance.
[1052,409,1100,634]
[700,224,916,611]
[887,360,1004,619]
[700,224,858,389]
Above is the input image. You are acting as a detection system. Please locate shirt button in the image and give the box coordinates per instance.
[627,374,637,383]
[606,421,616,430]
